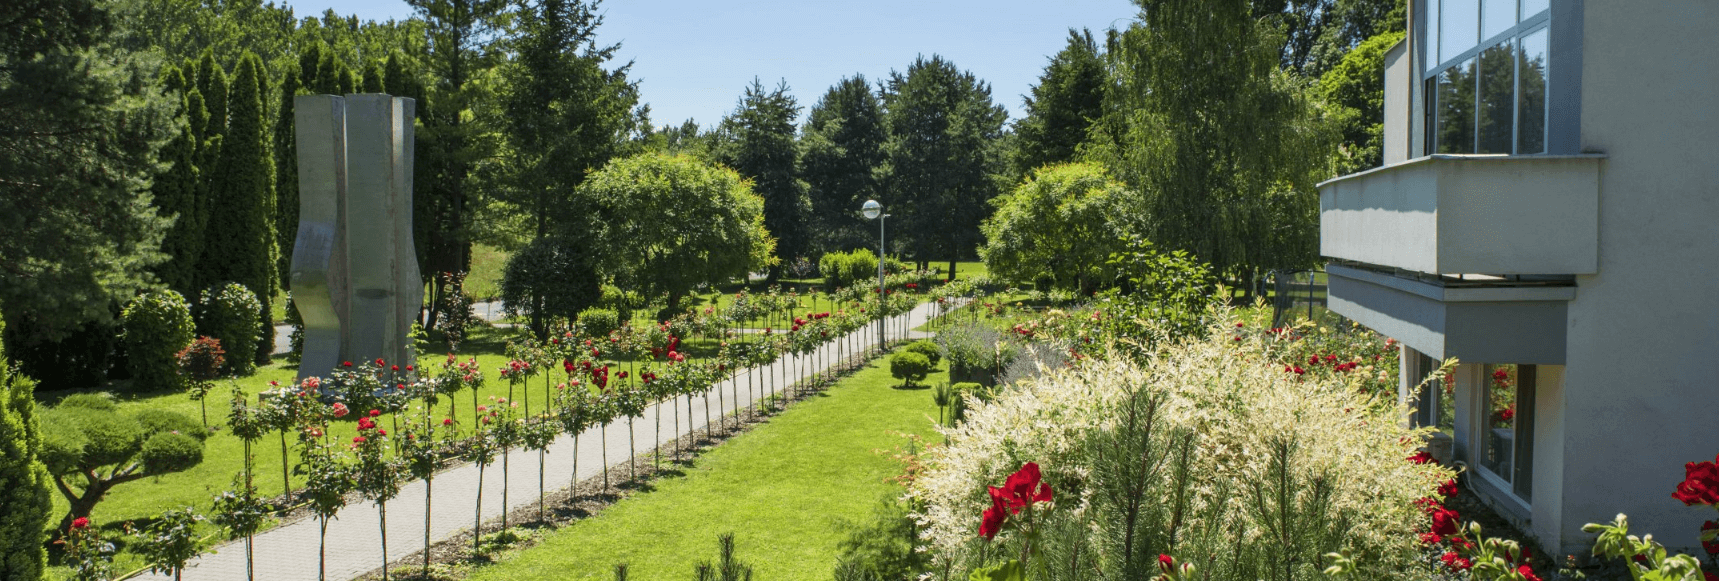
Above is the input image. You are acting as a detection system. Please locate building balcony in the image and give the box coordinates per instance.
[1318,154,1605,276]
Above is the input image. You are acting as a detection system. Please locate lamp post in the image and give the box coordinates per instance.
[862,200,887,352]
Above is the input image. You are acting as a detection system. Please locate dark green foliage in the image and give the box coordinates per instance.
[1088,0,1335,285]
[800,75,886,253]
[717,79,809,277]
[199,53,276,366]
[38,401,206,530]
[1318,31,1406,175]
[152,65,207,297]
[1097,236,1222,352]
[0,0,176,350]
[500,0,640,241]
[880,55,1007,273]
[198,283,261,375]
[577,308,620,338]
[691,533,753,581]
[59,393,118,412]
[902,340,941,367]
[936,324,1002,386]
[3,323,119,389]
[500,235,602,339]
[598,285,643,324]
[1264,0,1407,78]
[833,496,931,580]
[274,67,300,289]
[981,163,1136,293]
[0,364,51,580]
[134,409,206,441]
[889,352,930,387]
[122,290,196,393]
[1011,29,1107,179]
[360,60,384,93]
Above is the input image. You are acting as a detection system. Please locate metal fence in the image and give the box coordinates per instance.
[1270,269,1327,327]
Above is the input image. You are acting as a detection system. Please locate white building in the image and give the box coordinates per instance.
[1317,0,1719,558]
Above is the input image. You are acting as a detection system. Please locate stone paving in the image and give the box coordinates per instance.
[146,302,941,581]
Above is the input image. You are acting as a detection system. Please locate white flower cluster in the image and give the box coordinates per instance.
[909,312,1454,577]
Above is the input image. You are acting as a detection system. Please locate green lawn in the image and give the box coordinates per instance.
[466,350,946,581]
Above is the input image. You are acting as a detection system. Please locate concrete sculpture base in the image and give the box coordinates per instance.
[290,94,421,383]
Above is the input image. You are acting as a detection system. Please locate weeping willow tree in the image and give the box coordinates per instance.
[1087,0,1336,292]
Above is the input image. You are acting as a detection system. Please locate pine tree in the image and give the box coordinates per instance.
[801,74,886,254]
[360,60,384,93]
[152,65,206,297]
[201,53,277,368]
[0,365,51,580]
[717,79,807,279]
[1011,29,1107,179]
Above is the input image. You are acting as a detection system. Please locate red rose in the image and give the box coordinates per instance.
[1673,455,1719,506]
[1705,571,1718,581]
[1493,368,1510,381]
[1517,565,1542,581]
[353,436,367,443]
[369,409,381,417]
[1158,554,1174,573]
[443,418,455,426]
[332,403,349,418]
[1431,507,1460,536]
[1408,451,1436,465]
[1440,551,1472,571]
[71,517,90,530]
[391,365,400,371]
[377,429,387,436]
[375,358,385,366]
[1419,532,1443,544]
[1438,479,1458,499]
[343,361,353,367]
[1703,520,1719,555]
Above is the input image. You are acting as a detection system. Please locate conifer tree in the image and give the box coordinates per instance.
[1012,29,1107,179]
[0,365,50,580]
[274,67,299,286]
[717,79,807,278]
[201,53,277,367]
[801,75,886,253]
[153,66,206,297]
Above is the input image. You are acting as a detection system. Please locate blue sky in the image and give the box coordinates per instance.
[283,0,1142,129]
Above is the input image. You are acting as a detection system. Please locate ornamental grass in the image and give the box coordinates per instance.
[910,309,1455,580]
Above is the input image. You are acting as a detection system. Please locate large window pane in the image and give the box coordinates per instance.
[1441,0,1479,63]
[1482,0,1515,39]
[1436,59,1476,153]
[1517,28,1548,154]
[1521,0,1549,19]
[1476,42,1515,154]
[1482,364,1517,479]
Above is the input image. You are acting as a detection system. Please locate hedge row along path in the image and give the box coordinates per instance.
[137,301,940,581]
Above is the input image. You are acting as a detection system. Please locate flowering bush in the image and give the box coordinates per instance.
[910,311,1453,579]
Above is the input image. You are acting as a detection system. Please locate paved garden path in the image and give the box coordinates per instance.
[148,302,942,581]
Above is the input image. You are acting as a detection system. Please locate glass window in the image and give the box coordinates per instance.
[1482,364,1535,502]
[1482,0,1515,39]
[1517,28,1548,154]
[1521,0,1549,19]
[1441,0,1480,63]
[1476,42,1515,154]
[1435,59,1476,154]
[1411,352,1455,434]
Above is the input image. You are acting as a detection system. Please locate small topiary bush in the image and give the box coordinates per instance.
[577,307,621,339]
[198,283,261,376]
[820,248,879,289]
[58,392,118,412]
[139,432,203,473]
[39,401,206,531]
[890,351,931,387]
[902,340,942,367]
[122,289,196,393]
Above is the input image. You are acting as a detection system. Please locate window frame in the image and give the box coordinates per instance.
[1423,0,1551,155]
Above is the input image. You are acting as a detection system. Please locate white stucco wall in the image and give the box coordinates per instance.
[1555,0,1719,557]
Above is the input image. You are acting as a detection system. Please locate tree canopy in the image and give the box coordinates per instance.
[800,74,886,255]
[1011,29,1107,180]
[716,79,809,277]
[981,163,1137,293]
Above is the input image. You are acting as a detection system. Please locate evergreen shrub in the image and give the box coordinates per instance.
[122,289,196,392]
[0,365,50,579]
[577,308,621,339]
[198,283,261,375]
[889,352,930,387]
[902,340,942,367]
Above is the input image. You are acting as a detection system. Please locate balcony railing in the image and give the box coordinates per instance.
[1318,154,1604,276]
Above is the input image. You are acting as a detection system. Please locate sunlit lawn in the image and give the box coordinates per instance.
[465,349,945,581]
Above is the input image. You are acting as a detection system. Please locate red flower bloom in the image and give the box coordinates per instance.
[343,361,353,367]
[1438,479,1458,499]
[1440,551,1472,571]
[353,436,367,443]
[1408,451,1436,465]
[1493,368,1510,381]
[375,358,385,367]
[377,429,387,436]
[391,365,400,371]
[369,409,381,417]
[1419,532,1443,544]
[444,418,455,426]
[1673,454,1719,506]
[71,517,90,530]
[979,487,1008,540]
[331,403,349,418]
[1158,554,1175,573]
[996,462,1054,513]
[1703,520,1719,555]
[1705,571,1718,581]
[1517,565,1542,581]
[1430,507,1461,537]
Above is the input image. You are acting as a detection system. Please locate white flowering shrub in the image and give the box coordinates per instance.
[910,311,1455,580]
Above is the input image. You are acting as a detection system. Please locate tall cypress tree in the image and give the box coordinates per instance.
[201,53,277,367]
[0,365,50,580]
[190,54,228,294]
[801,74,886,254]
[274,67,300,287]
[152,66,205,297]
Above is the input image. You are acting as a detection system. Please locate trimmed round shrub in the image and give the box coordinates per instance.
[122,290,196,392]
[45,407,143,469]
[577,307,621,339]
[134,409,206,441]
[139,432,203,474]
[599,285,642,323]
[198,283,261,376]
[58,393,117,412]
[890,351,931,387]
[903,340,942,367]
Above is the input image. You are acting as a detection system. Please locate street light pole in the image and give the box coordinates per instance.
[862,200,887,353]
